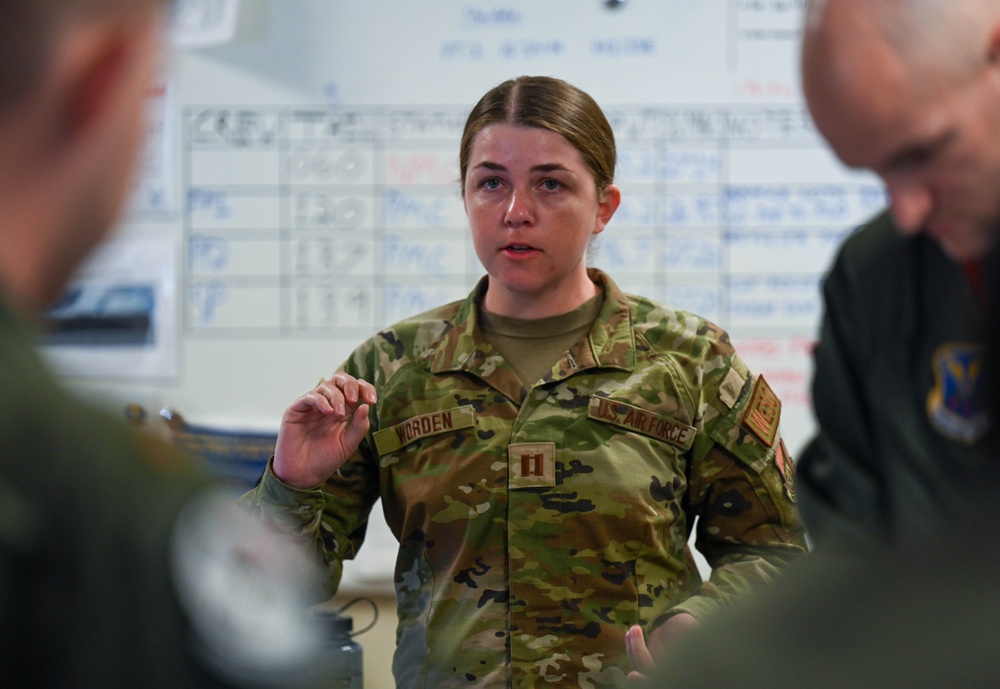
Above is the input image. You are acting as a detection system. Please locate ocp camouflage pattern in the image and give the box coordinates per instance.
[246,269,806,688]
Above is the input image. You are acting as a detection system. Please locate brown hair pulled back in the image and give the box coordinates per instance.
[459,76,617,196]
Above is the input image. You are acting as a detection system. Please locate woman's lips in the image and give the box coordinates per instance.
[502,243,539,256]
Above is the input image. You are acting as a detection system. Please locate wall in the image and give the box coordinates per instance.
[55,0,879,614]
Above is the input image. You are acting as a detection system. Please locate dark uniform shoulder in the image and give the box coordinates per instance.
[835,209,942,278]
[826,209,962,327]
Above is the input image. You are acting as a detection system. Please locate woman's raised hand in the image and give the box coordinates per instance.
[272,373,378,488]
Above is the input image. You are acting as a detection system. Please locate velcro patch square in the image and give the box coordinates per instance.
[743,375,781,447]
[719,369,746,409]
[509,442,556,488]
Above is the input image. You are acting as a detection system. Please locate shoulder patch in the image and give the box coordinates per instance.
[719,368,746,409]
[742,375,781,448]
[927,343,990,446]
[588,396,696,450]
[374,405,476,455]
[775,439,796,502]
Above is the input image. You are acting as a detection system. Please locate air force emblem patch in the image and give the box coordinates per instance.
[927,343,990,445]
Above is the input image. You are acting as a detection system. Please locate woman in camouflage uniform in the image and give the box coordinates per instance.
[246,76,807,689]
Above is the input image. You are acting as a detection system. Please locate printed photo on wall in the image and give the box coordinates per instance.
[41,237,179,379]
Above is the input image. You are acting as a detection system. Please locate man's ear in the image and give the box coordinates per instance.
[52,22,138,150]
[987,20,1000,66]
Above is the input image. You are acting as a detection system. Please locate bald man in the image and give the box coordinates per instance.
[637,1,1000,685]
[794,0,1000,553]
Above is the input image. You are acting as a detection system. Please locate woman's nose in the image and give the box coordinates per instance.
[504,189,534,227]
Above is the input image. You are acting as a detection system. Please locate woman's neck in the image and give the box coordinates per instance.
[482,273,599,319]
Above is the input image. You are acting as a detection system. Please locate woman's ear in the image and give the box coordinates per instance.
[593,183,622,235]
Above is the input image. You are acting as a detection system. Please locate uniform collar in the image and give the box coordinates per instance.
[429,268,635,381]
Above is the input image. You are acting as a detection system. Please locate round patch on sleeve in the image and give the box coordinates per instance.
[170,490,332,687]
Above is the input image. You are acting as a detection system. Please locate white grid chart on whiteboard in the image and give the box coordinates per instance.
[182,104,885,341]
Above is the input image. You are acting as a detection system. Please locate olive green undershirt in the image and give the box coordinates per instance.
[479,293,603,387]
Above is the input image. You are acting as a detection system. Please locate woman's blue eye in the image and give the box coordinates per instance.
[542,179,561,191]
[482,178,501,190]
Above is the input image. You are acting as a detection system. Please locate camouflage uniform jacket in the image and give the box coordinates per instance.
[249,269,806,688]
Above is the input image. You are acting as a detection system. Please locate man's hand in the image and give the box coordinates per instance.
[625,613,701,682]
[272,373,378,488]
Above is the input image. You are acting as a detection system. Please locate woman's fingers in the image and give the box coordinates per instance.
[312,373,377,415]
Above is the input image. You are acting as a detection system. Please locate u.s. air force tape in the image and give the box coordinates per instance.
[587,396,696,450]
[373,405,476,455]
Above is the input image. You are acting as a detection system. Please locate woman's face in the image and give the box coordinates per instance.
[463,124,620,318]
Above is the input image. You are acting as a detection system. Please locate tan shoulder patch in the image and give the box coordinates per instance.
[742,375,780,447]
[719,368,746,409]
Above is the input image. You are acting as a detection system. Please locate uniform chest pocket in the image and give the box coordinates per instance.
[373,404,477,456]
[587,395,696,452]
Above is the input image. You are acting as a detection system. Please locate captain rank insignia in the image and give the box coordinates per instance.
[508,442,556,488]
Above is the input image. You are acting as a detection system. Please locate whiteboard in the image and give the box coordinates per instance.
[60,0,883,587]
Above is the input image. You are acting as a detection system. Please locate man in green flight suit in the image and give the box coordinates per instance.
[0,2,327,687]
